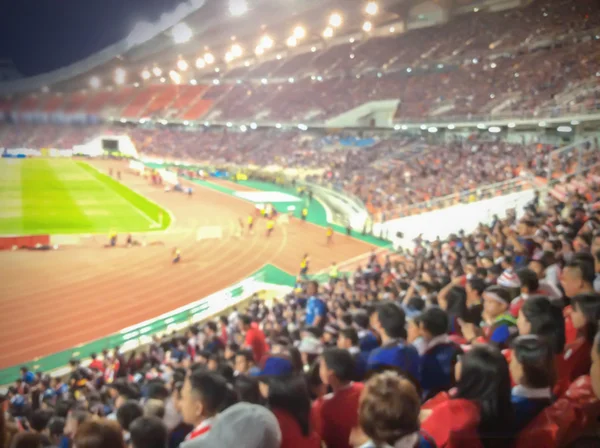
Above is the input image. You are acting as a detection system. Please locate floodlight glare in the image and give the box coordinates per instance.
[225,52,234,62]
[89,76,101,89]
[152,67,162,76]
[177,59,189,71]
[196,58,206,69]
[261,35,274,49]
[323,27,334,38]
[293,26,306,39]
[229,0,248,17]
[362,21,372,32]
[231,44,243,57]
[329,13,343,28]
[255,46,264,55]
[169,70,181,84]
[114,68,126,85]
[172,22,192,44]
[366,2,378,15]
[287,36,297,47]
[141,70,151,80]
[204,53,215,64]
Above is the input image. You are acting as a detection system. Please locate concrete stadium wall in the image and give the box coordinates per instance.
[376,189,536,249]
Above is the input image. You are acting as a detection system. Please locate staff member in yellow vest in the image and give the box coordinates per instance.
[300,254,310,277]
[266,218,275,237]
[326,226,334,245]
[172,247,181,264]
[247,215,254,235]
[329,262,339,283]
[301,207,308,221]
[109,230,117,247]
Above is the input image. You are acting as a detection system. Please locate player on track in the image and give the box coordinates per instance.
[300,253,310,278]
[247,215,254,235]
[301,207,308,222]
[109,230,117,247]
[266,218,275,237]
[172,248,181,264]
[326,226,334,245]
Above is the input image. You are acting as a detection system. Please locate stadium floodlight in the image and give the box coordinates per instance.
[177,59,189,71]
[293,26,306,39]
[141,69,151,80]
[236,79,242,84]
[153,67,162,77]
[275,123,282,129]
[365,2,378,15]
[226,122,233,127]
[406,68,412,73]
[393,124,400,130]
[288,77,294,83]
[89,76,101,89]
[557,126,572,133]
[311,46,317,52]
[196,58,206,69]
[225,52,234,62]
[41,86,50,93]
[160,77,166,83]
[401,125,408,130]
[362,21,372,32]
[183,120,189,126]
[114,68,127,85]
[255,46,264,55]
[213,79,220,85]
[169,70,181,84]
[244,61,251,67]
[120,118,127,123]
[204,121,210,126]
[329,13,343,28]
[490,62,497,69]
[261,78,268,85]
[507,122,516,128]
[349,54,355,59]
[261,35,274,49]
[389,26,395,33]
[428,127,438,133]
[231,44,243,58]
[134,82,140,87]
[488,126,502,133]
[349,37,355,43]
[447,124,455,130]
[240,125,248,132]
[204,53,215,64]
[172,22,192,44]
[276,54,282,60]
[190,79,197,85]
[250,122,257,129]
[420,124,427,130]
[287,36,298,47]
[477,123,487,129]
[322,27,334,38]
[571,120,580,125]
[298,124,308,131]
[538,121,547,127]
[215,67,220,73]
[229,0,248,16]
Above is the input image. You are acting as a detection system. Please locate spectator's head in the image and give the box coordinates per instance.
[143,399,165,420]
[320,348,355,387]
[466,278,486,304]
[510,335,555,389]
[455,345,512,437]
[29,409,53,433]
[371,302,406,340]
[482,286,511,319]
[235,350,254,375]
[266,375,312,437]
[204,321,218,337]
[359,371,420,447]
[234,375,262,405]
[528,252,554,279]
[561,260,594,298]
[47,416,65,445]
[571,293,600,343]
[8,433,43,448]
[592,330,600,400]
[116,400,143,432]
[518,295,565,354]
[64,409,91,438]
[72,420,126,448]
[516,268,539,295]
[129,417,167,448]
[239,314,253,331]
[180,370,229,426]
[307,280,319,296]
[337,328,359,350]
[418,307,448,342]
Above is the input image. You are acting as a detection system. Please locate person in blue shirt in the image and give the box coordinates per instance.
[20,366,35,385]
[367,302,420,382]
[509,335,555,432]
[305,281,326,326]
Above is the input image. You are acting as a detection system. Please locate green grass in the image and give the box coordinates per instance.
[0,158,171,235]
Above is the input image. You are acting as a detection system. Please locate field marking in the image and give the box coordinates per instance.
[72,162,162,229]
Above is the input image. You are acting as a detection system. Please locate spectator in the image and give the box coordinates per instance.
[46,417,65,447]
[509,335,554,431]
[316,348,363,448]
[143,399,166,419]
[234,350,256,376]
[19,367,35,385]
[239,315,268,363]
[234,375,262,404]
[509,268,541,317]
[565,293,600,380]
[367,302,420,381]
[306,281,326,327]
[179,370,229,444]
[421,345,513,447]
[116,400,143,444]
[72,420,125,448]
[337,327,368,381]
[9,433,42,448]
[129,417,168,448]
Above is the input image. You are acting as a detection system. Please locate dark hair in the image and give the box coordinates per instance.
[29,409,54,432]
[339,328,359,346]
[205,321,218,333]
[446,286,468,316]
[116,400,143,432]
[516,268,539,293]
[572,293,600,343]
[340,312,353,327]
[419,307,448,338]
[48,416,65,438]
[455,345,514,444]
[8,433,43,448]
[353,312,369,330]
[468,278,487,297]
[476,267,488,279]
[239,314,253,326]
[235,350,254,364]
[376,302,406,339]
[321,348,355,382]
[520,296,565,354]
[73,420,126,448]
[188,370,229,416]
[129,417,167,448]
[512,335,555,389]
[234,376,262,404]
[565,259,595,286]
[267,375,312,436]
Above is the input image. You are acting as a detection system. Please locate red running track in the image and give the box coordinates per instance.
[0,160,375,369]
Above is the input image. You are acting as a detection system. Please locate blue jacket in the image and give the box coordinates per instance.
[367,340,420,381]
[511,387,553,432]
[420,339,461,399]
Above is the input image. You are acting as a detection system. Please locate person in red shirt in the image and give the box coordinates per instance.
[240,314,268,363]
[315,348,364,448]
[88,352,105,373]
[421,344,513,448]
[561,260,596,344]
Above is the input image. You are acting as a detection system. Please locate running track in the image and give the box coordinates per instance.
[0,160,375,369]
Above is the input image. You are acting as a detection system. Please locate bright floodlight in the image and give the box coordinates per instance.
[365,2,378,15]
[196,58,206,69]
[152,67,162,76]
[287,36,297,47]
[362,21,372,32]
[141,70,151,80]
[190,79,197,85]
[172,22,192,44]
[229,0,248,16]
[225,52,234,62]
[255,46,264,55]
[323,27,334,38]
[89,76,101,89]
[204,53,215,64]
[231,44,243,57]
[293,26,306,39]
[169,70,181,84]
[329,13,342,27]
[177,59,189,71]
[114,68,126,85]
[261,35,274,49]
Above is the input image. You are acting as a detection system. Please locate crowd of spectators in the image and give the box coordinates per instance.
[2,162,600,448]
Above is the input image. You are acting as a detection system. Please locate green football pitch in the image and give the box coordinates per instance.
[0,158,171,236]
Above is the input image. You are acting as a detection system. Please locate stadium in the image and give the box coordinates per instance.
[0,0,599,447]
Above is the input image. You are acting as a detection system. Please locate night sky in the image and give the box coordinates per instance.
[0,0,186,77]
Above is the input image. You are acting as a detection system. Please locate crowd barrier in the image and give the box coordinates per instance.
[0,234,50,251]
